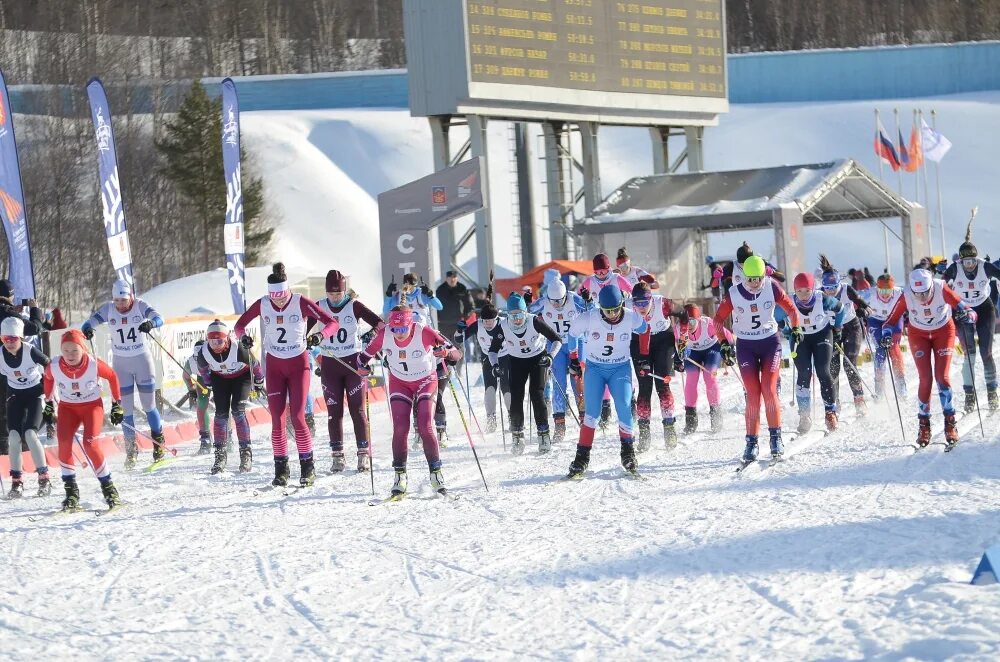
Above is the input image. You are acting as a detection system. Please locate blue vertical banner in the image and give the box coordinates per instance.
[221,77,246,314]
[0,69,36,299]
[86,77,135,289]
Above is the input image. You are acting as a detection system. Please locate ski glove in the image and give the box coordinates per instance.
[832,327,843,348]
[314,365,322,377]
[537,353,552,368]
[569,356,583,376]
[109,401,125,426]
[636,360,652,377]
[579,287,592,303]
[306,333,322,349]
[420,284,434,298]
[879,327,894,349]
[789,326,804,346]
[491,362,502,378]
[720,341,736,367]
[432,345,450,359]
[240,334,254,349]
[385,282,397,297]
[955,307,978,325]
[82,326,95,340]
[673,354,685,373]
[676,335,688,352]
[42,401,55,426]
[138,320,154,334]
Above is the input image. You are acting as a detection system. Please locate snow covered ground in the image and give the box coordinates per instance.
[3,351,999,659]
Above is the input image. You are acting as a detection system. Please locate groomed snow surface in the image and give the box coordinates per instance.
[2,351,999,659]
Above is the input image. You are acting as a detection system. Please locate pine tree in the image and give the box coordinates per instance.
[155,79,272,271]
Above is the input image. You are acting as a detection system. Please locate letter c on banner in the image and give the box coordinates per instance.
[397,234,415,254]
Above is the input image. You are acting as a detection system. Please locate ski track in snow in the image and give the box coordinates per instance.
[2,358,1000,660]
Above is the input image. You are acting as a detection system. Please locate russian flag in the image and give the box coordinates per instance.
[874,118,901,171]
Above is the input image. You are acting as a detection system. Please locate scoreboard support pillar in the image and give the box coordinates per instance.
[579,121,602,215]
[430,115,455,287]
[467,114,494,286]
[543,121,572,261]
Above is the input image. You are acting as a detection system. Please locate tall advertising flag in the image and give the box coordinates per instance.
[86,78,135,289]
[221,78,245,313]
[0,69,37,299]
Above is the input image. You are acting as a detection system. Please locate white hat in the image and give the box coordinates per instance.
[547,279,567,301]
[1,316,24,338]
[112,278,132,299]
[908,269,933,294]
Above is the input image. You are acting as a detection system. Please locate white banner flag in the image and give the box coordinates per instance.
[920,118,952,163]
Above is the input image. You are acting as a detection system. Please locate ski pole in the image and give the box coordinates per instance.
[446,374,489,492]
[451,370,490,447]
[549,371,582,428]
[789,336,797,407]
[834,342,878,399]
[876,332,909,445]
[961,321,985,437]
[148,334,208,395]
[364,387,375,496]
[119,421,178,457]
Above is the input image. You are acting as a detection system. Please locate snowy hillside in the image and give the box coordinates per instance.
[235,92,999,302]
[2,355,999,658]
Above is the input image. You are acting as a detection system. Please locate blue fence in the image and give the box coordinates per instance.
[8,42,1000,114]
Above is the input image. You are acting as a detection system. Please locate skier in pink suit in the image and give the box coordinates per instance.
[234,263,338,487]
[357,304,462,499]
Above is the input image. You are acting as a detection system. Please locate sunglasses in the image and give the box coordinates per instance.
[600,304,624,315]
[632,299,652,308]
[746,277,765,286]
[389,326,410,334]
[509,311,527,321]
[877,287,893,297]
[1,335,19,343]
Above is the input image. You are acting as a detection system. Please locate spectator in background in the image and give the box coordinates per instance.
[43,307,68,331]
[435,270,475,348]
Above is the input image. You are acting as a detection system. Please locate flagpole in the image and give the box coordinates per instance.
[911,109,919,204]
[893,108,905,194]
[932,110,946,256]
[876,109,891,273]
[918,109,933,254]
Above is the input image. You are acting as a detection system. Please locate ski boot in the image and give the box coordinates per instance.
[988,388,999,412]
[430,468,447,495]
[357,450,370,472]
[7,476,23,499]
[620,441,638,474]
[151,432,167,462]
[797,411,812,435]
[552,414,566,443]
[683,406,698,434]
[598,400,612,429]
[853,395,867,418]
[101,480,122,508]
[330,451,346,473]
[511,429,525,455]
[742,435,759,464]
[238,446,253,473]
[769,428,784,460]
[210,446,227,475]
[305,412,316,436]
[486,413,498,434]
[709,405,723,433]
[299,456,316,487]
[436,426,448,448]
[636,419,651,453]
[197,432,212,455]
[915,415,931,448]
[271,456,290,487]
[943,413,959,447]
[124,439,139,471]
[825,410,839,432]
[567,445,591,479]
[663,419,678,450]
[37,472,52,497]
[391,469,408,497]
[538,429,552,454]
[61,477,81,511]
[964,390,976,415]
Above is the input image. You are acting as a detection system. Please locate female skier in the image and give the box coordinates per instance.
[1,317,51,497]
[882,268,972,448]
[614,247,659,290]
[197,320,264,475]
[357,303,461,499]
[629,282,678,451]
[42,329,125,511]
[677,303,730,434]
[454,298,509,433]
[861,273,907,399]
[314,269,384,472]
[234,263,339,487]
[714,256,801,464]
